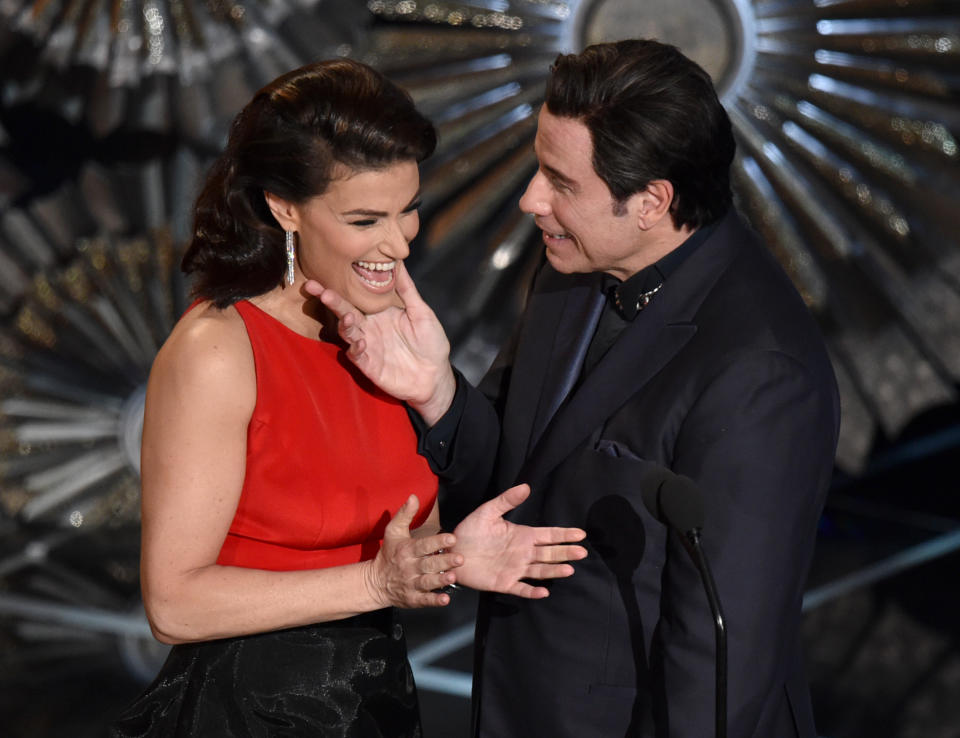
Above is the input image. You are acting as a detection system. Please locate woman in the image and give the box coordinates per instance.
[112,59,585,736]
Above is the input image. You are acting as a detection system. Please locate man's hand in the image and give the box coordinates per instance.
[452,484,588,598]
[305,262,456,425]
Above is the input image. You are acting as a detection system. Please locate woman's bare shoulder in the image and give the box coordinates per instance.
[150,301,255,401]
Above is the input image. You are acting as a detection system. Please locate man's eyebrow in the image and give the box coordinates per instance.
[542,164,576,188]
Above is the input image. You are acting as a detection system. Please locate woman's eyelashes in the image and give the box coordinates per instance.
[348,202,421,228]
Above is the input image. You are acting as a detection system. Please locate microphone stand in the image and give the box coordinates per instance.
[641,467,726,738]
[682,528,727,738]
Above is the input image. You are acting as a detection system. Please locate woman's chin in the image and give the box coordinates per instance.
[353,289,401,315]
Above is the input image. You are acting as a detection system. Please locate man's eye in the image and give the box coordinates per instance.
[350,219,377,227]
[402,200,422,214]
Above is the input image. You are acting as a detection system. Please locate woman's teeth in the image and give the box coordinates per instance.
[356,260,395,271]
[354,260,396,287]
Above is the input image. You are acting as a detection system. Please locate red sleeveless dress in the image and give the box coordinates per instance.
[217,300,438,571]
[113,300,436,737]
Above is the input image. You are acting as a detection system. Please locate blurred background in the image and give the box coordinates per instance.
[0,0,959,735]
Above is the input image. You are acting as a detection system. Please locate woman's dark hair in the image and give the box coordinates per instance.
[544,40,735,230]
[182,58,437,307]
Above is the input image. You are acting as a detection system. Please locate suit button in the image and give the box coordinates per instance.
[393,623,404,640]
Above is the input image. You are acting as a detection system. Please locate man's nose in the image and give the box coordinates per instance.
[519,171,550,216]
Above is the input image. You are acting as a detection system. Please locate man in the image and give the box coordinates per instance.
[312,39,840,738]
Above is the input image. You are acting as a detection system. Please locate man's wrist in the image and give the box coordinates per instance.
[410,365,457,426]
[408,367,466,474]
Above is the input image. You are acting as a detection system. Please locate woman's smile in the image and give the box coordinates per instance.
[353,260,397,289]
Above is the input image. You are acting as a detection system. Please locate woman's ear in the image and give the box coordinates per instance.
[634,179,675,231]
[263,191,299,231]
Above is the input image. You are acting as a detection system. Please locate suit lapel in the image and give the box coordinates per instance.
[521,302,696,484]
[496,272,605,488]
[528,277,606,448]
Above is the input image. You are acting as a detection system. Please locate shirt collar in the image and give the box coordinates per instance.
[609,221,717,320]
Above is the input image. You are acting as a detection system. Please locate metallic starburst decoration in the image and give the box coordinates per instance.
[0,0,958,689]
[0,0,371,143]
[0,151,200,682]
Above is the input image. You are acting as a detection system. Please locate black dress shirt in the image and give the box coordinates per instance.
[582,223,715,374]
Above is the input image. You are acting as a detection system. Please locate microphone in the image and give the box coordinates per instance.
[641,467,727,738]
[641,467,704,532]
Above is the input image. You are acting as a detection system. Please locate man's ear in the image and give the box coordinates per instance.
[634,179,675,231]
[263,191,299,231]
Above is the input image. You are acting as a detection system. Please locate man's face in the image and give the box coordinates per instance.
[519,107,652,280]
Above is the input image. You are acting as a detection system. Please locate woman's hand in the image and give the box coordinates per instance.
[364,495,463,609]
[452,484,588,598]
[305,262,456,425]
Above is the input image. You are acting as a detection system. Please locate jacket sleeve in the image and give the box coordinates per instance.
[651,349,838,737]
[416,325,522,530]
[423,258,547,529]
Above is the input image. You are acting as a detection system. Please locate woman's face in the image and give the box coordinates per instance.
[291,160,421,314]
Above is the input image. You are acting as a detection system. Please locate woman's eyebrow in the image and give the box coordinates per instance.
[341,208,387,216]
[341,191,422,217]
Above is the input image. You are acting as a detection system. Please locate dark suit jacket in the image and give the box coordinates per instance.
[437,212,840,737]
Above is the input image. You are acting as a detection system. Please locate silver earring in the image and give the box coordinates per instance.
[285,230,296,286]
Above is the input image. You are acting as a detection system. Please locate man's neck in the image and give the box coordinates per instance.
[607,222,697,281]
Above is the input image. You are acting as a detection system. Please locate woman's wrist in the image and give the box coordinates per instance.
[360,558,390,610]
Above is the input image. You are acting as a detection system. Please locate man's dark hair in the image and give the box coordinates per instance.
[544,39,735,229]
[182,58,437,307]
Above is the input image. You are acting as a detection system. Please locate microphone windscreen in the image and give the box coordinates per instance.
[660,473,705,531]
[640,466,674,522]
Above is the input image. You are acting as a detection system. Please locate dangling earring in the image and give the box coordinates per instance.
[285,230,296,286]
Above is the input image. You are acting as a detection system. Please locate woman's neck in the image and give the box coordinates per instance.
[248,285,335,342]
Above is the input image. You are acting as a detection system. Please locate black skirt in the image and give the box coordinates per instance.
[110,609,421,738]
